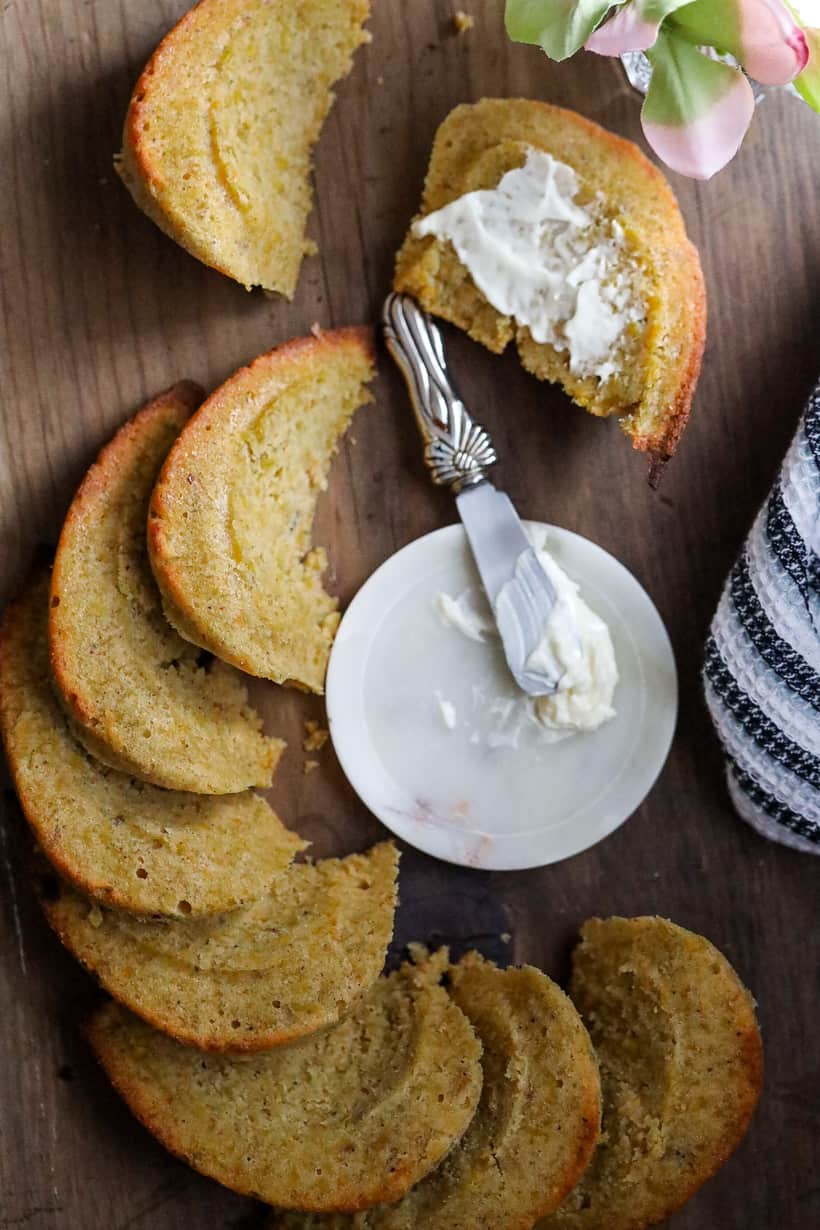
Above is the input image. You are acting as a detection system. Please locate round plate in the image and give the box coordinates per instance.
[326,523,677,870]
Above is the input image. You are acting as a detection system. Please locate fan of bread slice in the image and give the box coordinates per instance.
[269,952,602,1230]
[0,573,303,918]
[87,951,483,1213]
[115,0,371,295]
[538,917,763,1230]
[148,327,375,691]
[41,843,398,1052]
[395,99,706,471]
[49,383,282,795]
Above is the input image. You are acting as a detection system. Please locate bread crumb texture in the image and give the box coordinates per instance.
[42,843,398,1051]
[538,916,763,1230]
[0,573,303,918]
[395,99,705,464]
[453,11,474,33]
[148,329,376,691]
[87,950,483,1212]
[303,720,329,752]
[269,952,601,1229]
[48,384,283,793]
[115,0,371,295]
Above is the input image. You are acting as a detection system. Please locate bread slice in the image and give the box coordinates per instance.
[269,951,601,1230]
[49,384,283,794]
[0,574,304,918]
[115,0,371,295]
[539,917,763,1230]
[41,843,398,1052]
[395,100,706,470]
[86,952,483,1212]
[148,329,375,691]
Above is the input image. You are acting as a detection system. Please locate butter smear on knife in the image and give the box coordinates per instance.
[435,527,618,743]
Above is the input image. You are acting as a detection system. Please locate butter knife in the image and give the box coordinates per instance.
[382,292,561,696]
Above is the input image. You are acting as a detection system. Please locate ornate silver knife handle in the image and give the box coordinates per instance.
[382,293,497,491]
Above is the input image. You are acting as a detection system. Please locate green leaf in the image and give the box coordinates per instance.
[504,0,623,60]
[642,27,755,176]
[669,0,741,55]
[645,26,740,123]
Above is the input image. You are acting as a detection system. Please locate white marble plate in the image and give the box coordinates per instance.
[326,523,678,870]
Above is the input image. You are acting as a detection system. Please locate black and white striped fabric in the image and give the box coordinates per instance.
[704,381,820,854]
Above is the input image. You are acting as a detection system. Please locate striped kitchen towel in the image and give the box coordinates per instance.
[704,380,820,853]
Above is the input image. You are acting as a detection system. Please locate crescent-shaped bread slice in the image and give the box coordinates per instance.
[538,916,763,1230]
[86,952,483,1212]
[268,952,601,1230]
[115,0,371,295]
[41,843,398,1052]
[0,574,304,918]
[49,383,283,793]
[395,99,706,470]
[148,328,375,691]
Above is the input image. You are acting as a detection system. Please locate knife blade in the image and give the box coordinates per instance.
[382,292,561,696]
[456,482,561,695]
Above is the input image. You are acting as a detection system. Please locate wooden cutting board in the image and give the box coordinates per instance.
[1,3,819,1227]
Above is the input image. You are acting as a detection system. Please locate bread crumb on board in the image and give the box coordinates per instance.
[303,720,329,752]
[304,759,320,775]
[453,11,474,33]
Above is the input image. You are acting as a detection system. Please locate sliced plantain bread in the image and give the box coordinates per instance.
[148,328,376,691]
[49,384,283,794]
[115,0,371,295]
[41,843,398,1051]
[269,951,601,1230]
[538,916,763,1230]
[0,574,304,918]
[395,99,706,468]
[87,951,483,1212]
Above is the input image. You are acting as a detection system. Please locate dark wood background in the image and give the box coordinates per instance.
[2,2,819,1227]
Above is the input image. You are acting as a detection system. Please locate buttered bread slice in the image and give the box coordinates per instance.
[540,917,763,1230]
[115,0,371,295]
[87,952,483,1212]
[49,384,282,794]
[395,99,705,469]
[0,575,304,918]
[270,952,601,1230]
[42,843,398,1051]
[148,328,375,691]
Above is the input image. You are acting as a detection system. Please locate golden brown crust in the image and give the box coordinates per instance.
[269,955,601,1230]
[148,327,376,689]
[639,243,707,474]
[48,383,202,729]
[49,383,283,793]
[444,955,601,1228]
[1,572,303,917]
[85,956,484,1212]
[117,0,251,282]
[40,843,398,1053]
[116,0,371,295]
[540,916,763,1230]
[395,99,706,471]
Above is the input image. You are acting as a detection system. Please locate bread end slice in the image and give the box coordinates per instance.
[115,0,372,296]
[147,326,376,691]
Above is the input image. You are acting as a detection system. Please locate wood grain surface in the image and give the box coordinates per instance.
[2,2,819,1227]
